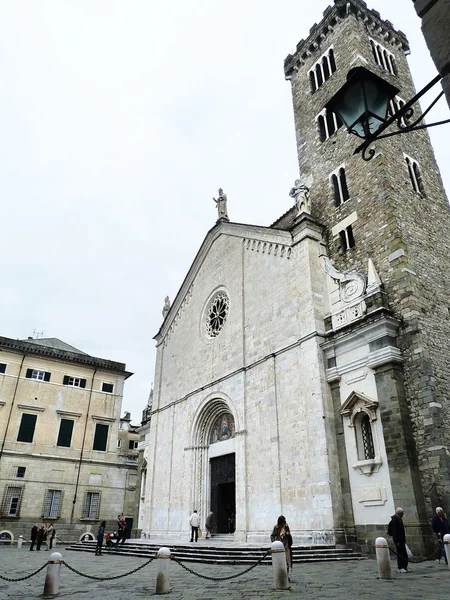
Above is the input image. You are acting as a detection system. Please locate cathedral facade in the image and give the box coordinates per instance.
[143,0,450,554]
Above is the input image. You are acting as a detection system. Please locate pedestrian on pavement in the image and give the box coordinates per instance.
[388,507,410,573]
[431,506,450,563]
[189,510,200,542]
[205,512,215,539]
[116,514,126,546]
[30,524,38,551]
[45,523,55,550]
[270,515,293,578]
[96,521,106,556]
[36,525,45,551]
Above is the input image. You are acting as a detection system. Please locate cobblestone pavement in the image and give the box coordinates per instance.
[1,546,449,599]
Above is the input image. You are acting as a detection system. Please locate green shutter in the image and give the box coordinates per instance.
[17,413,37,443]
[25,369,33,379]
[80,379,86,389]
[57,419,74,447]
[63,376,70,385]
[44,372,51,382]
[93,424,109,451]
[0,363,6,374]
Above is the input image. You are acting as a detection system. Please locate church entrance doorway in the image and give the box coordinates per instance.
[210,453,235,534]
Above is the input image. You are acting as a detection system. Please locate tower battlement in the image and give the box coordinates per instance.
[284,0,409,78]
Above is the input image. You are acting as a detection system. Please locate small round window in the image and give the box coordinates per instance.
[205,292,229,338]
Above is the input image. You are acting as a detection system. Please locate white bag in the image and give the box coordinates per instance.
[405,543,413,558]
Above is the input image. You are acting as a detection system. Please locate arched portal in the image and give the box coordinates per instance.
[190,396,238,534]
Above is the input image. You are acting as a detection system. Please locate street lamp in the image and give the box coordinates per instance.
[324,66,450,161]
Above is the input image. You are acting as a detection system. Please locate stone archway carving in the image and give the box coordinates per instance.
[189,394,238,524]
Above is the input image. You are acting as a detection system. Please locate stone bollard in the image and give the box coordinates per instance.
[17,535,24,549]
[444,534,450,569]
[43,551,62,597]
[375,537,392,580]
[271,541,289,590]
[155,547,171,594]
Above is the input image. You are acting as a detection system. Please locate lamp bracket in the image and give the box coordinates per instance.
[354,73,449,161]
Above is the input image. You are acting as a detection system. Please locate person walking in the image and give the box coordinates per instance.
[205,512,215,539]
[270,515,293,579]
[36,525,45,551]
[96,521,106,556]
[30,524,38,551]
[431,506,450,563]
[388,507,410,573]
[116,514,127,546]
[189,510,200,542]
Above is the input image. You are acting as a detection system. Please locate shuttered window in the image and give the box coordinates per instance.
[42,490,63,518]
[26,369,51,382]
[82,492,100,519]
[63,376,86,388]
[57,419,74,447]
[93,424,108,451]
[17,413,37,443]
[0,363,6,374]
[1,486,24,516]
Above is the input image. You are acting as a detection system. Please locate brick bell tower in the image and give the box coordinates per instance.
[283,0,450,551]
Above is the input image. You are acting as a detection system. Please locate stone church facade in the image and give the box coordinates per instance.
[143,0,450,554]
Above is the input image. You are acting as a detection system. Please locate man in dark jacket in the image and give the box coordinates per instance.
[389,507,410,573]
[431,507,450,563]
[30,524,38,551]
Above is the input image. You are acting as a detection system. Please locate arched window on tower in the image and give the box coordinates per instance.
[309,47,336,93]
[369,38,396,76]
[405,154,425,195]
[322,55,330,80]
[330,166,350,207]
[309,70,317,93]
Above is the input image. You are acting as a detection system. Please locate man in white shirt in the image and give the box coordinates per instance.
[189,510,200,542]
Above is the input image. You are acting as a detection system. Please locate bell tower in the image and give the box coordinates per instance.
[284,0,450,550]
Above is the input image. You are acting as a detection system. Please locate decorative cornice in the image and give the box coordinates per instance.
[243,238,292,259]
[56,410,82,418]
[91,415,116,423]
[0,336,131,378]
[284,0,409,78]
[17,404,45,412]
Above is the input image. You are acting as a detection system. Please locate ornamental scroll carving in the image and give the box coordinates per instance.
[322,256,366,303]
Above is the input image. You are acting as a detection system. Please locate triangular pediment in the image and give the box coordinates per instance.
[154,220,292,343]
[340,391,378,422]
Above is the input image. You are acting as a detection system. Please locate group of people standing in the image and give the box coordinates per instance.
[30,523,55,551]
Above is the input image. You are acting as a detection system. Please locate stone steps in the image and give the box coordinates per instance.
[66,541,365,564]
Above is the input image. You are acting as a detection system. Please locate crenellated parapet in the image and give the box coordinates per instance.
[284,0,409,78]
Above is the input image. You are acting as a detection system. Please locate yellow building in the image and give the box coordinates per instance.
[0,336,137,541]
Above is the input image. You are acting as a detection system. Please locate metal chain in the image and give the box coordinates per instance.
[62,555,155,581]
[388,543,440,564]
[171,550,270,581]
[0,563,47,582]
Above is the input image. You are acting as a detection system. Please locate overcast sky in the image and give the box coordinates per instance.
[0,0,448,424]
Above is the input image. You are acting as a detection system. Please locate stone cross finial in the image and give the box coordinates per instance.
[213,188,229,220]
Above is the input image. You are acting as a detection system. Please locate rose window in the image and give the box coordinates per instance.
[206,293,229,337]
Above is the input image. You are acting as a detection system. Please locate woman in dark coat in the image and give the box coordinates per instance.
[96,521,106,556]
[270,515,293,576]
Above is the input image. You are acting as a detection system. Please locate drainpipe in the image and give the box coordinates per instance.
[70,367,97,523]
[0,355,26,463]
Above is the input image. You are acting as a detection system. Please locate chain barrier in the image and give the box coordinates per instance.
[388,542,440,564]
[0,563,47,582]
[62,555,156,581]
[171,550,270,581]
